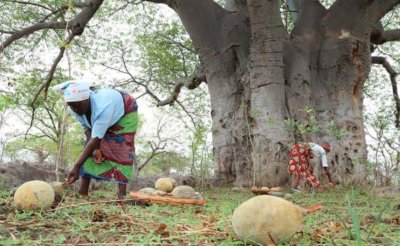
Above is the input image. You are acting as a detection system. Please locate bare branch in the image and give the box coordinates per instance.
[137,142,166,171]
[373,29,400,44]
[371,22,400,44]
[157,64,206,106]
[119,52,163,102]
[176,100,196,127]
[0,29,15,34]
[158,33,196,53]
[25,33,76,137]
[367,0,400,25]
[325,0,400,39]
[383,29,400,42]
[371,56,400,128]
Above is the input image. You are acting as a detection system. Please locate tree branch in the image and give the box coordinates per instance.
[367,0,400,25]
[157,64,206,106]
[3,0,53,11]
[137,142,166,171]
[0,21,67,52]
[25,33,76,137]
[1,0,104,53]
[371,56,400,128]
[163,0,228,51]
[371,23,400,44]
[324,0,400,39]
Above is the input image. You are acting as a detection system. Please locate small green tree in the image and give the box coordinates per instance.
[4,73,82,166]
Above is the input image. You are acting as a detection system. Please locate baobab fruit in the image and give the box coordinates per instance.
[13,180,55,210]
[171,185,196,199]
[152,190,168,196]
[49,181,64,195]
[284,193,293,200]
[232,195,321,245]
[155,178,176,192]
[138,187,158,195]
[270,187,282,192]
[170,178,177,188]
[268,191,285,197]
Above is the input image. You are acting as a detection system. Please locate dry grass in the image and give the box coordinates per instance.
[0,185,399,245]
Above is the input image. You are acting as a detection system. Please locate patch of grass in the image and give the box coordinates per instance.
[0,186,399,245]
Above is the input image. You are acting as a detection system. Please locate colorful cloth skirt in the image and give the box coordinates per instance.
[288,144,321,189]
[80,93,138,185]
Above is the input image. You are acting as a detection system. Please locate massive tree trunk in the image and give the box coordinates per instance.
[2,0,400,187]
[164,0,400,187]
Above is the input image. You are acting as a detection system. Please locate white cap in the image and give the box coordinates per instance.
[52,80,91,102]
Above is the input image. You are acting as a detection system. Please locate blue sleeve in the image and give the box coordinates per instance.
[91,103,116,139]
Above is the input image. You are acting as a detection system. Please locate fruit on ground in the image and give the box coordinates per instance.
[49,181,64,195]
[232,195,306,244]
[13,180,55,210]
[155,178,176,192]
[138,187,158,195]
[171,185,196,199]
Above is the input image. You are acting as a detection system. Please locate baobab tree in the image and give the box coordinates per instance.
[1,0,400,187]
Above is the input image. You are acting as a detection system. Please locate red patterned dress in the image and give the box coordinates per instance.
[288,144,321,189]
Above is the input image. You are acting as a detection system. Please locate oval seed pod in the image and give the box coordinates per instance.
[49,181,64,195]
[13,180,55,210]
[171,185,196,199]
[232,195,321,245]
[155,178,175,192]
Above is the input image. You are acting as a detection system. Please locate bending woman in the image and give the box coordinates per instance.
[53,80,138,198]
[288,142,334,192]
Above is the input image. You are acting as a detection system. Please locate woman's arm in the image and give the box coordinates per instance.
[65,137,101,184]
[76,137,101,166]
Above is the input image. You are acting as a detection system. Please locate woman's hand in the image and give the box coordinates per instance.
[65,165,80,184]
[93,149,105,164]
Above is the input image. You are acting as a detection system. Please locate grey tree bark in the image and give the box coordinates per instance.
[162,0,400,187]
[3,0,400,187]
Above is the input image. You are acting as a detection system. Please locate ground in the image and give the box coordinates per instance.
[0,185,399,245]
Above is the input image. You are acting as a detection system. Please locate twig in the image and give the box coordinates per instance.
[47,198,143,212]
[25,33,76,137]
[371,56,400,128]
[268,231,277,245]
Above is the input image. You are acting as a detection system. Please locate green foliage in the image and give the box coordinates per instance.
[347,189,362,244]
[139,151,189,175]
[284,107,348,140]
[2,72,84,165]
[0,94,13,111]
[188,123,213,179]
[136,21,196,85]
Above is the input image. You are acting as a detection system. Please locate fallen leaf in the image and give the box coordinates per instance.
[154,223,169,238]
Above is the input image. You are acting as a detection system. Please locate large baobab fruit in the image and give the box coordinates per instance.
[13,180,55,210]
[232,195,321,245]
[155,178,177,192]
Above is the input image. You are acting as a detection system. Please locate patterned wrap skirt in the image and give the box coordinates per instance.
[287,144,321,189]
[80,93,138,185]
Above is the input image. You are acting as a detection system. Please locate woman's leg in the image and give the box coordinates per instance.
[118,184,127,199]
[79,176,91,196]
[291,175,300,189]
